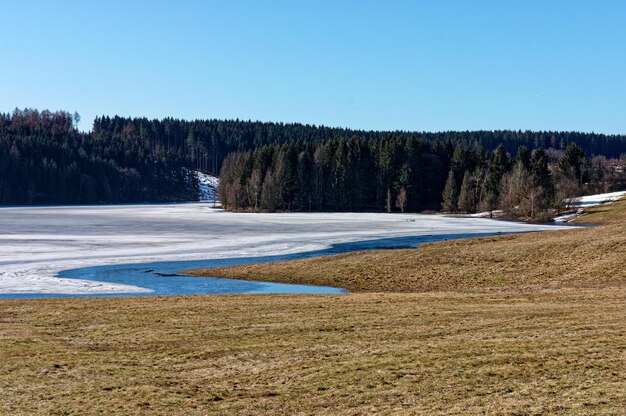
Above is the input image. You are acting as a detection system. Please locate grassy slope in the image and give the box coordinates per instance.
[1,200,624,415]
[187,198,626,293]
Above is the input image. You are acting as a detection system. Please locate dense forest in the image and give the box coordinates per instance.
[93,115,626,176]
[0,109,197,204]
[2,108,626,209]
[219,137,626,220]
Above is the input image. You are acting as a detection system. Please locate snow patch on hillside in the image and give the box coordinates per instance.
[196,171,219,203]
[468,210,504,218]
[569,190,626,207]
[555,190,626,223]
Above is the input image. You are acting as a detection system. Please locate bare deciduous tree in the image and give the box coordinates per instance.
[395,187,407,213]
[247,169,262,212]
[261,171,279,213]
[457,171,474,213]
[499,163,529,218]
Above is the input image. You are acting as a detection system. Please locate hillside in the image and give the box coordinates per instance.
[187,197,626,293]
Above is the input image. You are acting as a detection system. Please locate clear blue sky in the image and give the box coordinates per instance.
[1,0,625,133]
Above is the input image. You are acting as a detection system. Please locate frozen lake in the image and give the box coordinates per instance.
[0,203,570,297]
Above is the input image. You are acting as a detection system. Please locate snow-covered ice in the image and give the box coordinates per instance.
[0,204,572,295]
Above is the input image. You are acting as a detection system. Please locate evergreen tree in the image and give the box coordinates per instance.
[559,142,587,183]
[530,147,553,203]
[483,144,510,211]
[457,171,474,213]
[296,150,312,210]
[275,144,298,210]
[514,145,531,170]
[442,169,458,212]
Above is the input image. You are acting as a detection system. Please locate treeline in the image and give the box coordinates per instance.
[220,137,450,212]
[0,109,198,204]
[441,142,624,220]
[4,108,626,207]
[219,137,626,220]
[93,116,626,176]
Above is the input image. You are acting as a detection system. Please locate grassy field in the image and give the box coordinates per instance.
[1,200,625,415]
[2,290,624,415]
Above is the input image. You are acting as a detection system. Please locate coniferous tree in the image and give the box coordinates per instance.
[442,169,458,213]
[530,147,554,206]
[312,145,324,210]
[457,171,474,213]
[482,144,510,212]
[559,142,587,184]
[514,145,531,170]
[296,150,312,210]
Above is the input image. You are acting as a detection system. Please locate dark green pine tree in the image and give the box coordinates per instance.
[484,144,510,210]
[275,144,298,210]
[442,169,458,212]
[559,142,587,183]
[514,145,531,170]
[449,144,469,182]
[530,147,553,201]
[457,170,474,213]
[296,150,312,211]
[332,140,350,210]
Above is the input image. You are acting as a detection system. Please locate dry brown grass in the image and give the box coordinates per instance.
[188,198,626,293]
[1,199,625,415]
[1,289,625,415]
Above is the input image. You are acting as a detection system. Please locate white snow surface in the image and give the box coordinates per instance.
[468,210,504,218]
[196,171,219,202]
[0,204,572,294]
[553,212,581,223]
[554,190,625,222]
[569,190,626,207]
